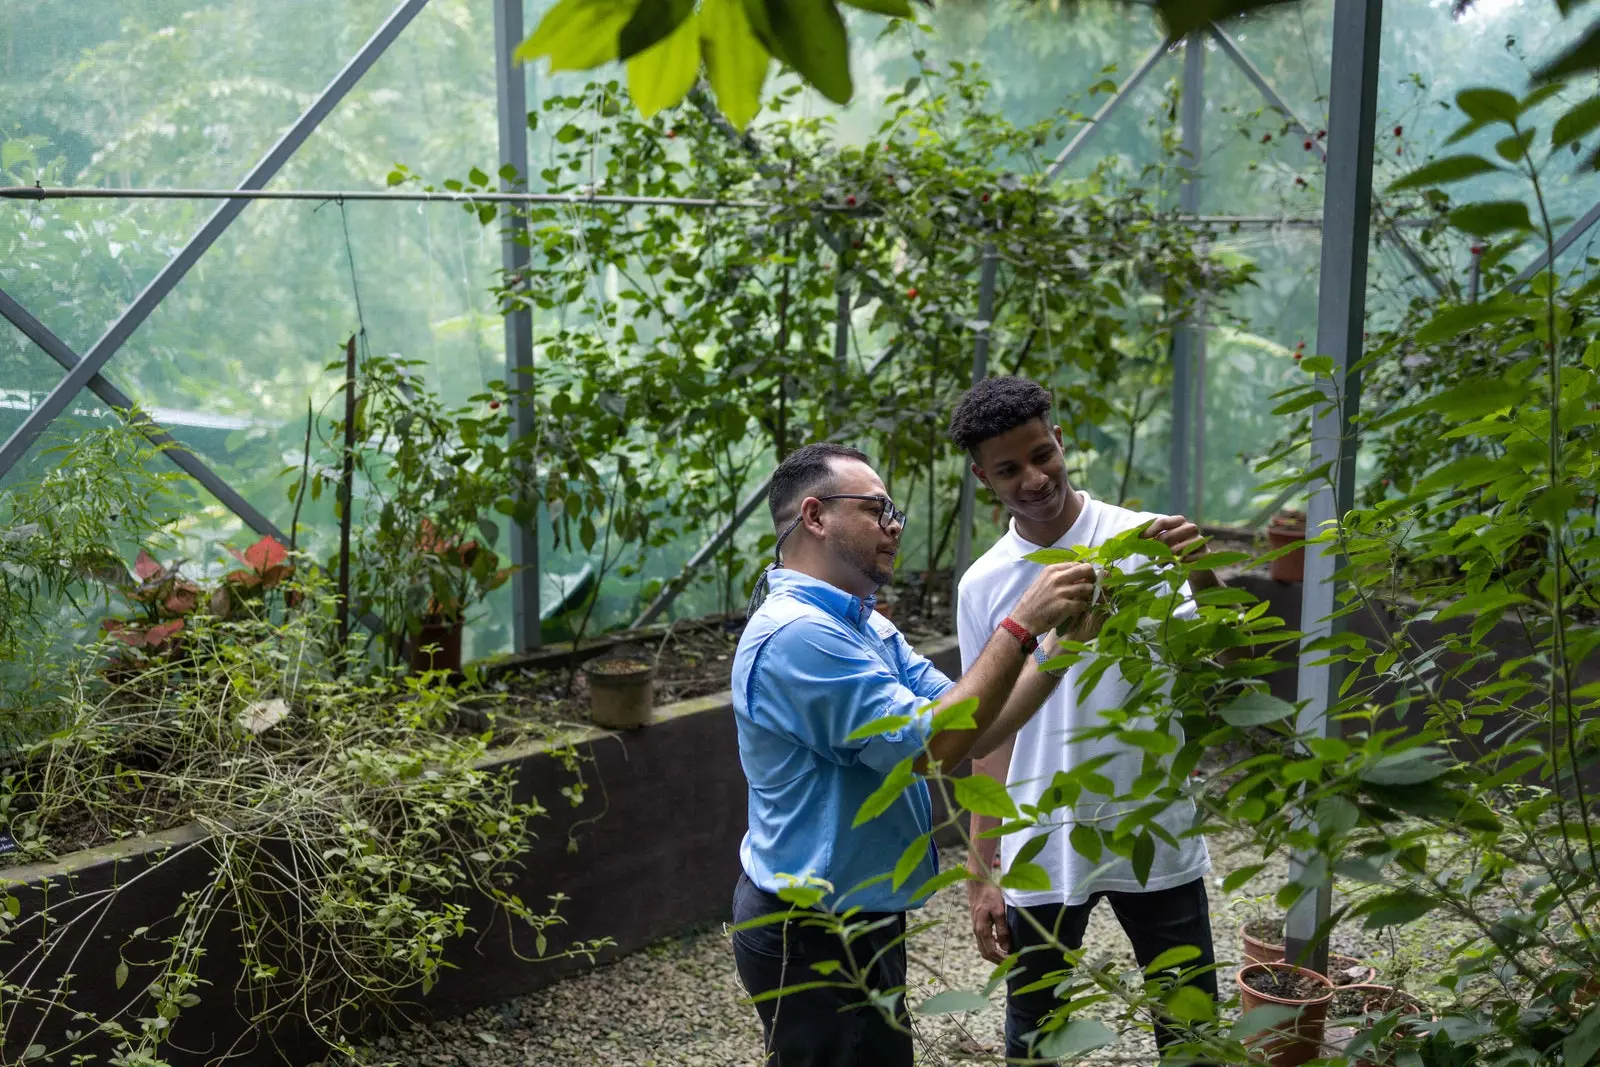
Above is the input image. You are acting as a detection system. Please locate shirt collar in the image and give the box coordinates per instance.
[767,567,877,625]
[1005,488,1095,555]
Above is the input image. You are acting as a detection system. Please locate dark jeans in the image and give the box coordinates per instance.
[730,872,912,1067]
[1005,877,1218,1063]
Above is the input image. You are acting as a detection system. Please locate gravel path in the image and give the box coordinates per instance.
[346,827,1474,1067]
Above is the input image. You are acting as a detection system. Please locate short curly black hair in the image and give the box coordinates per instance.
[947,376,1054,455]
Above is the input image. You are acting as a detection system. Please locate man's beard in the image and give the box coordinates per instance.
[841,536,893,589]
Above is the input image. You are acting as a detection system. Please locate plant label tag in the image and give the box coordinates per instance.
[0,831,17,855]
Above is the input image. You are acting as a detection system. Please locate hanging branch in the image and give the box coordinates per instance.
[336,335,357,654]
[288,398,314,560]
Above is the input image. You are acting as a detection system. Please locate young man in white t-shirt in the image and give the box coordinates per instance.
[949,376,1221,1062]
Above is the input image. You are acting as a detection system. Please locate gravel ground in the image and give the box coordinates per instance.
[344,828,1479,1067]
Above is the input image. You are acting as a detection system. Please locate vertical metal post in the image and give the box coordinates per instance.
[1285,0,1383,977]
[495,0,540,651]
[954,243,999,590]
[834,264,851,421]
[1169,31,1204,515]
[1469,244,1482,304]
[1192,311,1207,521]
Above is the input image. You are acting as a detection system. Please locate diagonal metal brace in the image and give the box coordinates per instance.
[0,0,432,480]
[1508,200,1600,293]
[1045,37,1175,183]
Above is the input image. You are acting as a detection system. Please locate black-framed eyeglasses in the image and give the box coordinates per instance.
[814,494,908,532]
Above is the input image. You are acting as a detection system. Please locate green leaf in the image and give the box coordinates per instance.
[1015,832,1051,868]
[1146,945,1203,974]
[955,774,1019,819]
[1456,87,1521,123]
[1564,1002,1600,1067]
[1361,888,1435,929]
[115,959,130,988]
[1219,691,1296,727]
[844,713,912,742]
[627,12,700,117]
[892,832,931,890]
[931,697,979,734]
[1448,200,1533,236]
[1361,748,1448,785]
[910,866,970,901]
[516,0,637,72]
[1533,20,1600,84]
[853,757,915,827]
[1494,129,1536,162]
[1165,984,1215,1022]
[2,895,18,918]
[1553,95,1600,148]
[619,0,695,57]
[753,0,853,105]
[839,0,912,12]
[1388,154,1502,192]
[1414,301,1521,345]
[1419,380,1516,420]
[914,989,988,1015]
[1069,823,1102,864]
[1000,861,1053,892]
[1035,1018,1116,1059]
[701,0,770,131]
[1222,864,1267,893]
[1232,1004,1303,1039]
[1131,831,1155,885]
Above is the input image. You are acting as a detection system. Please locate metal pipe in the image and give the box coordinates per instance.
[1508,199,1600,293]
[0,0,434,481]
[1045,38,1174,183]
[1284,0,1384,978]
[495,0,540,652]
[0,185,773,210]
[954,244,1000,591]
[1169,32,1205,516]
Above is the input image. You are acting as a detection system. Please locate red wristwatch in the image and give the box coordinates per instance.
[997,616,1037,655]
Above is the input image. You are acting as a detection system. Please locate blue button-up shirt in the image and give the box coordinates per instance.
[732,568,956,913]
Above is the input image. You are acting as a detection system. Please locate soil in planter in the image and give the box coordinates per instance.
[1244,916,1286,945]
[588,657,651,676]
[1330,987,1371,1018]
[1243,967,1327,1001]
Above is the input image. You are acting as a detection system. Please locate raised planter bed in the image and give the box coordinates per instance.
[0,634,960,1067]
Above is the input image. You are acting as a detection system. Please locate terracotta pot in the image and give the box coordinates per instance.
[1324,953,1379,987]
[407,616,465,675]
[585,656,655,730]
[1330,984,1427,1067]
[1237,962,1334,1067]
[1240,921,1286,966]
[1267,511,1307,583]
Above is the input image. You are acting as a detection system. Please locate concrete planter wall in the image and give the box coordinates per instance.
[0,635,961,1066]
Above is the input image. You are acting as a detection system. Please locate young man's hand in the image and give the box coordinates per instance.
[1142,514,1226,592]
[967,875,1012,964]
[1011,562,1097,635]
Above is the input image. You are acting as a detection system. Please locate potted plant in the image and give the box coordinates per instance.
[1327,984,1431,1067]
[583,654,655,729]
[400,520,511,675]
[1266,509,1307,582]
[1237,961,1335,1067]
[1233,898,1285,965]
[1324,953,1378,987]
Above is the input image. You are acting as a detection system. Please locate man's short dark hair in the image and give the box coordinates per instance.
[947,376,1053,455]
[768,443,870,527]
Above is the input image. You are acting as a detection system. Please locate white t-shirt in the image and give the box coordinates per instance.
[956,489,1211,907]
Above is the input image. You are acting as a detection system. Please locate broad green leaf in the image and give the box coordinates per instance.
[1388,154,1502,192]
[1419,380,1516,420]
[1448,200,1533,236]
[753,0,853,105]
[1414,302,1520,345]
[1554,95,1600,148]
[1361,888,1436,929]
[1015,831,1051,868]
[1232,1004,1303,1039]
[1219,691,1296,727]
[853,757,915,827]
[1035,1018,1116,1059]
[1565,1002,1600,1067]
[1494,129,1536,162]
[115,960,130,988]
[1534,20,1600,83]
[1361,748,1448,785]
[892,832,931,890]
[619,0,694,57]
[1456,87,1520,123]
[1000,860,1052,892]
[516,0,637,72]
[1131,831,1155,885]
[627,13,700,117]
[1070,823,1103,864]
[910,866,970,901]
[1165,984,1216,1022]
[1023,547,1092,565]
[955,774,1019,819]
[914,989,988,1015]
[845,713,912,742]
[839,0,912,13]
[931,697,979,734]
[1222,864,1267,892]
[1434,589,1528,623]
[701,0,769,130]
[1146,945,1203,974]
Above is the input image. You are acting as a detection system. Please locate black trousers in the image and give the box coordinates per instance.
[729,872,912,1067]
[1005,877,1218,1063]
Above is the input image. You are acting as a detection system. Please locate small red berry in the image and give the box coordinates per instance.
[1295,341,1306,350]
[1317,129,1326,139]
[852,239,862,249]
[1470,245,1484,256]
[981,193,990,202]
[489,400,501,410]
[1381,478,1390,486]
[667,129,677,138]
[906,286,919,299]
[1295,176,1307,186]
[1261,133,1273,143]
[1294,353,1302,361]
[1394,125,1403,137]
[846,195,857,206]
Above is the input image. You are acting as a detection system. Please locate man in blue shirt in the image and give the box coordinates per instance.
[730,443,1097,1067]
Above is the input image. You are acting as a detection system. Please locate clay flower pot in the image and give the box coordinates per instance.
[1267,510,1307,582]
[1324,953,1379,987]
[407,614,465,675]
[585,656,655,730]
[1237,962,1334,1067]
[1240,918,1286,966]
[1328,984,1429,1067]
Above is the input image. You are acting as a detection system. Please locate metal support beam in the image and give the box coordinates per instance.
[1169,32,1204,516]
[1285,0,1384,977]
[1192,305,1208,521]
[0,0,431,481]
[1208,22,1445,298]
[0,287,290,543]
[631,343,907,629]
[1045,38,1173,183]
[1509,200,1600,292]
[954,244,999,590]
[495,0,540,652]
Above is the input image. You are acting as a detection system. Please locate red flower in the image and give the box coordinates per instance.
[133,549,164,582]
[226,536,293,590]
[906,286,919,299]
